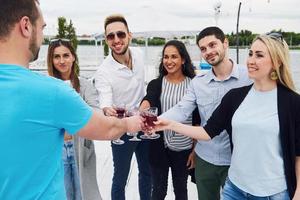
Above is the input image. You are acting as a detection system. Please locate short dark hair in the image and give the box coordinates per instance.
[0,0,40,40]
[104,14,129,33]
[196,26,225,45]
[158,40,195,79]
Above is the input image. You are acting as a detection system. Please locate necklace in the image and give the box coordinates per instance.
[125,50,132,69]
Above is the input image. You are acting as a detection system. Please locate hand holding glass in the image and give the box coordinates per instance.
[114,104,126,118]
[140,107,160,140]
[112,103,126,145]
[126,107,142,141]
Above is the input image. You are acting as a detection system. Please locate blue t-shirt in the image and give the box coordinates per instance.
[0,64,92,199]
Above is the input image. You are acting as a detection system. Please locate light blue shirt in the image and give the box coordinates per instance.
[161,60,252,165]
[230,86,287,196]
[0,64,92,200]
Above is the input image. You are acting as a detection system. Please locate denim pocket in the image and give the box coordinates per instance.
[270,190,290,200]
[84,139,92,149]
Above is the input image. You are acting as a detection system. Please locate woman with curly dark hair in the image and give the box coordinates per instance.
[140,40,199,200]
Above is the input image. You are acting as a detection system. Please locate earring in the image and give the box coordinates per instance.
[270,70,278,80]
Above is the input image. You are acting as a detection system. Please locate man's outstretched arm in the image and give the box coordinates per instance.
[78,111,143,140]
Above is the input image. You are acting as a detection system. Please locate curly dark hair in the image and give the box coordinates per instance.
[158,40,195,79]
[196,26,225,45]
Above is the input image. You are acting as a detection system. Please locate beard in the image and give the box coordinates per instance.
[112,43,129,56]
[29,29,40,62]
[206,51,225,66]
[207,57,222,66]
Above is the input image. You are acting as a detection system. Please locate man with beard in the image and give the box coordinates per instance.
[94,14,151,200]
[0,1,143,199]
[160,26,252,200]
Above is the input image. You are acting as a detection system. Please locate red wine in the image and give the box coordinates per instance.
[116,108,125,118]
[141,112,157,127]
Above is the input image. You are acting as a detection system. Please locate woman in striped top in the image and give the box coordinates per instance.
[140,40,199,200]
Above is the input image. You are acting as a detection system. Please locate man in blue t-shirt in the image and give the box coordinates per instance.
[0,1,143,199]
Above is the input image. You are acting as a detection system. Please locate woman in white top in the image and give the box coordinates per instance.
[47,39,102,200]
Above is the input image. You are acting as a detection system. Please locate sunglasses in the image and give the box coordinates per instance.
[49,38,71,45]
[106,31,127,41]
[266,32,283,42]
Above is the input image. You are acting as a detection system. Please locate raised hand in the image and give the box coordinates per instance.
[103,107,117,117]
[124,115,144,133]
[153,117,173,132]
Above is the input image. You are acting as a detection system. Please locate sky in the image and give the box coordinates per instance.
[40,0,300,36]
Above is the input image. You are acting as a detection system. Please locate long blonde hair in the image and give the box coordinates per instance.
[254,34,295,92]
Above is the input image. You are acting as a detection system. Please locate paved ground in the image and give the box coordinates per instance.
[94,140,198,200]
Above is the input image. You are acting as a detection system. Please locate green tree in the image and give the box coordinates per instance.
[104,41,109,57]
[56,17,78,51]
[226,30,257,46]
[148,37,165,46]
[57,17,67,38]
[65,20,78,50]
[56,17,79,74]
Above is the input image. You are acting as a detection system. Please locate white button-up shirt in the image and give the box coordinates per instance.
[94,47,145,109]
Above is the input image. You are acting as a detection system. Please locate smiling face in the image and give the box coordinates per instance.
[247,39,274,82]
[105,21,131,55]
[198,35,227,66]
[162,45,184,76]
[52,45,75,80]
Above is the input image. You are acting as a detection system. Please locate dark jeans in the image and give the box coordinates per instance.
[150,147,191,200]
[111,134,151,200]
[195,155,229,200]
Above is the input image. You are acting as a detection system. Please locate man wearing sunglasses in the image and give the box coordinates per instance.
[0,1,143,199]
[94,14,151,200]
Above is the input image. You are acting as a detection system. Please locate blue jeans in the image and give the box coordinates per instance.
[111,134,151,200]
[63,140,82,200]
[150,148,191,200]
[222,178,290,200]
